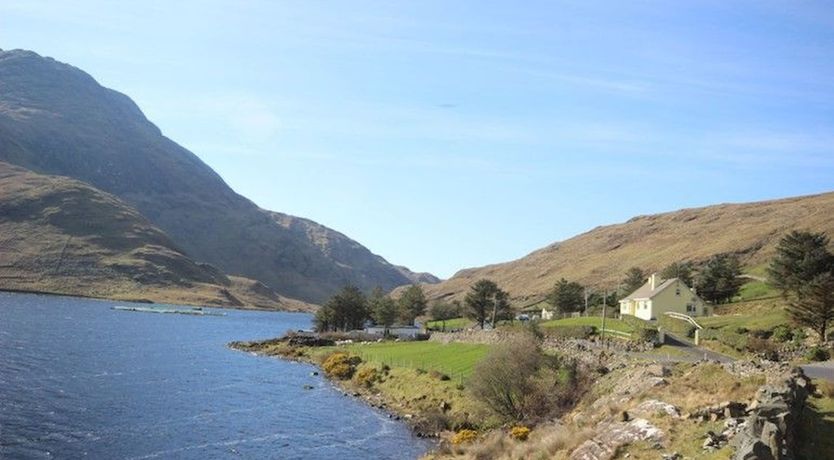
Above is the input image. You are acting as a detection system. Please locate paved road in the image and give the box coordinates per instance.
[663,332,736,363]
[802,361,834,382]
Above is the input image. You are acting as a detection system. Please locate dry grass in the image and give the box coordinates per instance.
[416,192,834,304]
[652,363,765,412]
[430,423,595,460]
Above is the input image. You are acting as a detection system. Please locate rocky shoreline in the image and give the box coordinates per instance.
[228,338,447,440]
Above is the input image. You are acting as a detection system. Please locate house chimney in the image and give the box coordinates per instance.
[650,273,659,290]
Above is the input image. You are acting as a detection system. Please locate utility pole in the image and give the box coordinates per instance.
[584,287,589,317]
[601,289,607,342]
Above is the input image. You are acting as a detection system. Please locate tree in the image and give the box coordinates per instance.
[547,278,584,313]
[429,301,460,331]
[369,287,398,331]
[661,261,694,286]
[696,254,743,304]
[313,285,368,332]
[464,279,512,329]
[787,273,834,344]
[769,231,834,299]
[398,284,428,325]
[622,267,646,294]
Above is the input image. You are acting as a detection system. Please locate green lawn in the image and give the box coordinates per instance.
[736,279,778,301]
[424,317,473,330]
[539,316,636,334]
[698,309,787,331]
[343,341,490,381]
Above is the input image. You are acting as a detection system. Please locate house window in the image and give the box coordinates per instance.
[686,304,695,313]
[675,288,680,296]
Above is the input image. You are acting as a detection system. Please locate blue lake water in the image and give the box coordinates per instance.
[0,292,432,459]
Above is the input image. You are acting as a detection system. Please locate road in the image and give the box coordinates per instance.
[663,332,735,363]
[802,361,834,382]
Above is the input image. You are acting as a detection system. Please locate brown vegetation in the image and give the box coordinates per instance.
[417,191,834,304]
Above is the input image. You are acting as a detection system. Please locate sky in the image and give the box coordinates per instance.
[2,1,834,279]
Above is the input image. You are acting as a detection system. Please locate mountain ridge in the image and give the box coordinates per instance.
[0,161,312,310]
[415,191,834,304]
[0,48,436,303]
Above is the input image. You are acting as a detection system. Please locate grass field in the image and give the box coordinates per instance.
[343,341,490,381]
[539,316,635,334]
[736,279,779,301]
[425,317,473,330]
[698,309,787,331]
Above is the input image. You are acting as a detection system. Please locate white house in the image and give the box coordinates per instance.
[619,273,708,321]
[364,325,422,339]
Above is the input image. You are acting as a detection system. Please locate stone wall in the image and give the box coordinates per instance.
[731,367,811,460]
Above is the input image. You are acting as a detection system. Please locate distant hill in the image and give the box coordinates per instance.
[0,49,434,303]
[0,162,312,310]
[419,192,834,304]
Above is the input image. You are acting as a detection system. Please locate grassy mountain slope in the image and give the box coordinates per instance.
[421,191,834,304]
[0,48,431,303]
[0,161,312,310]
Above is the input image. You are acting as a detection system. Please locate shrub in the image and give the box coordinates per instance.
[321,352,361,380]
[510,426,531,441]
[793,328,808,343]
[772,325,794,343]
[747,337,778,360]
[353,366,379,388]
[469,336,587,422]
[451,429,478,445]
[632,327,658,343]
[806,346,831,362]
[749,329,772,339]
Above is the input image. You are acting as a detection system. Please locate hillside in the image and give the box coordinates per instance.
[0,48,433,303]
[0,161,312,311]
[421,191,834,304]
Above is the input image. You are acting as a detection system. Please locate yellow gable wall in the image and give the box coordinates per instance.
[648,280,705,320]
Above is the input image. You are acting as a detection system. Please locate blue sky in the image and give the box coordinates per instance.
[2,1,833,278]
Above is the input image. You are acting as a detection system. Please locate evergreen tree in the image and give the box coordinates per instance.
[398,284,428,326]
[547,278,584,313]
[464,279,512,329]
[787,273,834,344]
[313,285,368,332]
[696,254,743,304]
[769,231,834,299]
[622,267,646,294]
[369,287,398,331]
[660,261,694,286]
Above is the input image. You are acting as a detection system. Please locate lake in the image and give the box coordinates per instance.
[0,292,432,459]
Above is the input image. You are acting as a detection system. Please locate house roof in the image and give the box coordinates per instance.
[620,277,679,301]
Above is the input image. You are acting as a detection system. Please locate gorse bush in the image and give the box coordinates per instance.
[322,352,362,380]
[510,426,531,441]
[451,429,478,445]
[353,365,379,388]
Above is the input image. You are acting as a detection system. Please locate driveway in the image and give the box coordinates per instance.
[802,361,834,382]
[662,332,735,363]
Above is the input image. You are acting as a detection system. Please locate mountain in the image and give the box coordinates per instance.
[0,49,434,303]
[0,161,312,310]
[420,192,834,304]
